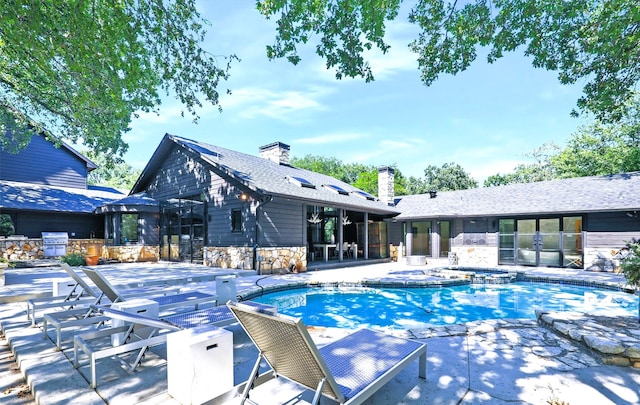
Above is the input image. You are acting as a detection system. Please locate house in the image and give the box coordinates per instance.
[124,134,399,271]
[3,130,639,272]
[0,132,124,261]
[387,171,640,270]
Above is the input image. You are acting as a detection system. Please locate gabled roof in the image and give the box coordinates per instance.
[132,134,398,215]
[394,172,640,219]
[0,180,125,213]
[94,192,159,213]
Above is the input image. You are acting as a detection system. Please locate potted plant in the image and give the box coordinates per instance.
[620,238,640,322]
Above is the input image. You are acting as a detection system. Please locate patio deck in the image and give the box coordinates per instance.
[1,260,639,405]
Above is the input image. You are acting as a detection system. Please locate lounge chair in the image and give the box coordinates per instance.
[27,263,104,327]
[227,301,427,405]
[74,302,275,388]
[28,263,183,327]
[42,267,215,349]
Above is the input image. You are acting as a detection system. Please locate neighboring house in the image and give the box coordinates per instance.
[126,134,399,270]
[387,171,640,270]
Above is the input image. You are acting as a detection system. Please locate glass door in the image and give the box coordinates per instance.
[516,219,536,266]
[538,218,561,266]
[515,218,561,267]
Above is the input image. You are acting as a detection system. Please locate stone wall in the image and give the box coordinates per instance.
[103,245,159,262]
[193,246,309,272]
[0,237,42,261]
[204,246,254,270]
[256,246,307,274]
[452,246,498,267]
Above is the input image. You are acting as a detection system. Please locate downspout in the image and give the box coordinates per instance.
[254,195,273,273]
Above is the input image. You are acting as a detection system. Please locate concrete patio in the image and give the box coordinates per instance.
[1,261,639,405]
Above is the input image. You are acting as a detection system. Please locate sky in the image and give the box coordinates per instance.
[123,1,589,183]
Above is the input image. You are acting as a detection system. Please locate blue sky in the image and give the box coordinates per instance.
[123,1,588,183]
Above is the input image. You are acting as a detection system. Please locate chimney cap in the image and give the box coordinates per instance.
[259,141,290,152]
[378,165,395,174]
[429,190,437,198]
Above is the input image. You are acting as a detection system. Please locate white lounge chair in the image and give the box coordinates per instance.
[227,301,427,405]
[74,302,275,388]
[27,263,106,327]
[42,267,215,349]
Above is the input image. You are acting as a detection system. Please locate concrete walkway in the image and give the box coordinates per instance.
[1,261,639,404]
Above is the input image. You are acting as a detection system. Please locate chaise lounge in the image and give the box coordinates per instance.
[42,267,215,349]
[74,301,276,388]
[227,301,427,405]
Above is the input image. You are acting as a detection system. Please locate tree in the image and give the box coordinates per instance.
[484,98,640,186]
[257,0,640,121]
[85,151,142,192]
[291,154,407,195]
[620,238,640,322]
[1,0,235,156]
[423,162,478,191]
[549,100,640,177]
[484,143,560,187]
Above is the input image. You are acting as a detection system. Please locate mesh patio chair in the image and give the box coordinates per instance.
[227,301,427,405]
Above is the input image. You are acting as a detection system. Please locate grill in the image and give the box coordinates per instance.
[42,232,68,257]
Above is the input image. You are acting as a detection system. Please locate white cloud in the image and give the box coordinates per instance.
[295,131,367,145]
[221,86,333,121]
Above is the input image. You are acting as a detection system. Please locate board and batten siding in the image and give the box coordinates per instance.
[258,198,305,247]
[143,148,213,200]
[0,134,87,188]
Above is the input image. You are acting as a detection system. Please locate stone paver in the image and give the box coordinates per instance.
[0,261,639,404]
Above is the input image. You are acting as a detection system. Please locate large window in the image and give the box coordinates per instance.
[121,213,139,244]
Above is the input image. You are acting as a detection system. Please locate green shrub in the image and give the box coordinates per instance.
[620,238,640,322]
[60,252,86,266]
[621,239,640,287]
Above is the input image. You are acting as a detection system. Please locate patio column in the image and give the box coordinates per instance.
[338,209,344,261]
[406,222,413,256]
[364,212,369,260]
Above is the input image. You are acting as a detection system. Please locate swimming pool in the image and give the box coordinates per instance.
[253,282,638,329]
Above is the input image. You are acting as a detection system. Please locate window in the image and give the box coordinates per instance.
[323,184,349,195]
[352,190,376,201]
[463,219,488,245]
[231,209,242,232]
[121,213,139,244]
[287,176,316,189]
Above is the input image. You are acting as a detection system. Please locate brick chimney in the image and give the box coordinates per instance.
[378,166,395,206]
[259,142,290,165]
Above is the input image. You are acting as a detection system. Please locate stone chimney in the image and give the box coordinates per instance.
[378,166,395,206]
[259,142,290,165]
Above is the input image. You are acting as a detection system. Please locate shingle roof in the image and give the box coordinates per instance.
[394,172,640,219]
[0,180,125,213]
[133,134,398,215]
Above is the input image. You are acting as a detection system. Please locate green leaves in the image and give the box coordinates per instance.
[1,0,236,157]
[260,0,639,121]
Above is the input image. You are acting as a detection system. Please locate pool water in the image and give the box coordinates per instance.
[253,282,639,329]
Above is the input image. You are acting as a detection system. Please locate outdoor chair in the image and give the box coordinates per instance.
[42,267,215,350]
[28,263,184,327]
[27,263,104,327]
[227,301,427,405]
[74,301,276,388]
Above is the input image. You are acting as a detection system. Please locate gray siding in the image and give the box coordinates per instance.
[387,221,404,246]
[144,149,213,200]
[586,212,640,232]
[259,199,305,246]
[8,211,102,238]
[0,134,87,188]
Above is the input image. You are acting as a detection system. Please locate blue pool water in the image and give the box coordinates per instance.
[253,282,639,329]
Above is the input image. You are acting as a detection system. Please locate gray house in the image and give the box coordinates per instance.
[387,171,640,270]
[128,134,399,271]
